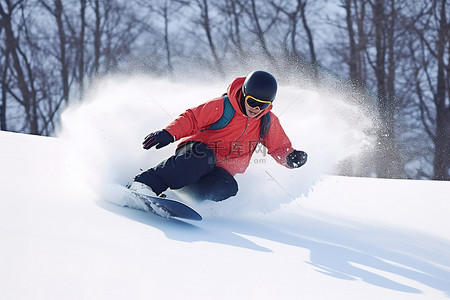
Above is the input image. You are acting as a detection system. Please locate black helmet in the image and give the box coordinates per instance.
[242,70,277,103]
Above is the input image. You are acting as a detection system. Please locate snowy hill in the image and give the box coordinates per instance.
[1,76,449,299]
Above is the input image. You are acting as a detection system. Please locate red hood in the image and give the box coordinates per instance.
[226,77,272,119]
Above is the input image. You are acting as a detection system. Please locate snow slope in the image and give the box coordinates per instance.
[1,76,449,299]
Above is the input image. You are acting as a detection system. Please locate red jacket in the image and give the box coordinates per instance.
[164,77,294,175]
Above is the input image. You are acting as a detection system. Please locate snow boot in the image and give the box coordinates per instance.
[128,181,170,217]
[128,181,168,198]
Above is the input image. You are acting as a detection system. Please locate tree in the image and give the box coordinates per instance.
[0,0,40,134]
[245,0,280,70]
[192,0,225,76]
[431,0,450,180]
[0,49,8,131]
[341,0,368,87]
[1,14,9,131]
[270,0,318,78]
[140,0,189,78]
[221,0,246,63]
[77,0,87,96]
[412,0,450,180]
[371,0,402,178]
[39,0,70,104]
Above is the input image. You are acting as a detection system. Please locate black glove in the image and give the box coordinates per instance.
[286,150,307,168]
[142,130,174,150]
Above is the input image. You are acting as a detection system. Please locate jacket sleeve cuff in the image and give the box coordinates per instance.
[164,127,177,141]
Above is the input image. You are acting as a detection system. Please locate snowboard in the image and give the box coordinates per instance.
[130,191,202,221]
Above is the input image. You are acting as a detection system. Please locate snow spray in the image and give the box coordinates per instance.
[57,74,373,217]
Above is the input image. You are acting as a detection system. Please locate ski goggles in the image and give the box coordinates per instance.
[244,94,272,110]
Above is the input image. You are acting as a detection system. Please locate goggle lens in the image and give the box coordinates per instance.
[244,95,271,110]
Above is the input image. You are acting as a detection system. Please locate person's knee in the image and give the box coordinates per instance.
[210,176,238,202]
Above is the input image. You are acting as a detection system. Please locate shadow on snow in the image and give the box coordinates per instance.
[98,199,450,296]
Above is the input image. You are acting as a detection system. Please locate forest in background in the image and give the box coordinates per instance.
[0,0,449,180]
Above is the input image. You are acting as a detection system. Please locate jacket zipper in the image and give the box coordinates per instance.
[218,116,249,163]
[231,116,249,152]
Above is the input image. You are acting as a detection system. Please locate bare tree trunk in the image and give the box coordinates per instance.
[55,0,69,103]
[386,0,396,101]
[162,5,174,77]
[40,0,69,103]
[373,0,400,178]
[0,1,39,134]
[410,0,449,179]
[195,0,225,76]
[272,0,316,75]
[299,0,316,66]
[79,0,86,96]
[432,0,450,180]
[344,0,361,85]
[272,0,302,59]
[248,0,278,70]
[141,0,188,77]
[93,0,101,75]
[1,50,8,131]
[222,0,245,62]
[1,13,8,131]
[340,0,369,88]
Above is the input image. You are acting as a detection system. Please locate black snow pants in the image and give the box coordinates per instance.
[134,142,238,201]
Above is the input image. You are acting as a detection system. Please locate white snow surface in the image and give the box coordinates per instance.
[1,76,449,299]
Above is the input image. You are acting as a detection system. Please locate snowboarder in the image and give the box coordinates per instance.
[129,70,307,201]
